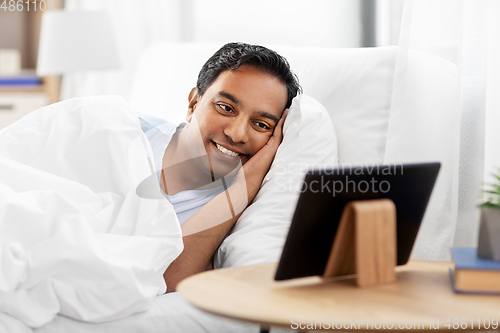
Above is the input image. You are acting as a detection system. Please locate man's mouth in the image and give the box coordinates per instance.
[213,141,241,157]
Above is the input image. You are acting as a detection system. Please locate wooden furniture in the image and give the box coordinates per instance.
[178,261,500,332]
[0,0,63,108]
[323,199,396,287]
[0,90,49,129]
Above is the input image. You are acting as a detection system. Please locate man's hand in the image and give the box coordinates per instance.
[235,108,289,202]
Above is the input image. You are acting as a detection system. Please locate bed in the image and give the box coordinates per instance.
[0,42,456,333]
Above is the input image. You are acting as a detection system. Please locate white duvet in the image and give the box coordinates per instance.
[0,96,183,328]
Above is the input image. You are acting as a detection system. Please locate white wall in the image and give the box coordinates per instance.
[190,0,362,48]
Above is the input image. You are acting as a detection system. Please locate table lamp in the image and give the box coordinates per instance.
[36,10,120,100]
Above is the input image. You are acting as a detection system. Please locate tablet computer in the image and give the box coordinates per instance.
[274,162,441,281]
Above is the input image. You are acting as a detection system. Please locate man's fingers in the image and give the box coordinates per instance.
[283,108,290,119]
[272,108,289,143]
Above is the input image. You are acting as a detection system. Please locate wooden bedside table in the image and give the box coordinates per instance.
[178,260,500,332]
[0,89,49,129]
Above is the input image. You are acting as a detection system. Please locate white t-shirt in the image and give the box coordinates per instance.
[138,112,226,224]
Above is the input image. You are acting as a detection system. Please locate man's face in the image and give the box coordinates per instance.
[185,64,288,179]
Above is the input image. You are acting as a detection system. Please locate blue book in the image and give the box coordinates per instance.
[0,71,41,86]
[449,247,500,294]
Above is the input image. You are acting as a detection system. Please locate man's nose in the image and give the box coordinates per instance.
[224,116,249,144]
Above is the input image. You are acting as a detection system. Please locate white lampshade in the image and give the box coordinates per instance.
[37,10,120,76]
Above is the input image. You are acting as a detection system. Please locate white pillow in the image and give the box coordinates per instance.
[271,45,397,165]
[214,94,338,268]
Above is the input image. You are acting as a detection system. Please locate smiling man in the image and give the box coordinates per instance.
[138,42,301,292]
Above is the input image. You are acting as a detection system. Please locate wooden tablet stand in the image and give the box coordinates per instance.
[323,199,397,287]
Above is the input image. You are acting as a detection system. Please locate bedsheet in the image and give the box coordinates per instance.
[0,96,183,328]
[34,293,301,333]
[35,292,261,333]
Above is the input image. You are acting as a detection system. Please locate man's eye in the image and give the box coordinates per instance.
[255,122,271,130]
[217,104,233,113]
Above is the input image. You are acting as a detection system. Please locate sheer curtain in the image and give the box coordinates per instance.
[386,0,497,261]
[485,0,500,196]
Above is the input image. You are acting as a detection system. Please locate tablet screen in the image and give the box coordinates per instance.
[274,162,440,281]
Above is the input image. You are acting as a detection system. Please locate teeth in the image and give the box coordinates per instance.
[215,143,239,157]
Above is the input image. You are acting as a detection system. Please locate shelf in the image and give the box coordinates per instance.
[0,0,63,104]
[0,83,44,92]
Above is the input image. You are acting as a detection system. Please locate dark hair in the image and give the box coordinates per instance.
[196,42,302,109]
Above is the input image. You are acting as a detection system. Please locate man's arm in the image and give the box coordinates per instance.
[163,185,244,293]
[163,110,288,293]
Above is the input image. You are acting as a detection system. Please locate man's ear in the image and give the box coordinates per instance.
[186,87,198,123]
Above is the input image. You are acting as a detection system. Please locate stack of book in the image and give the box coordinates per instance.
[0,70,42,88]
[450,247,500,294]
